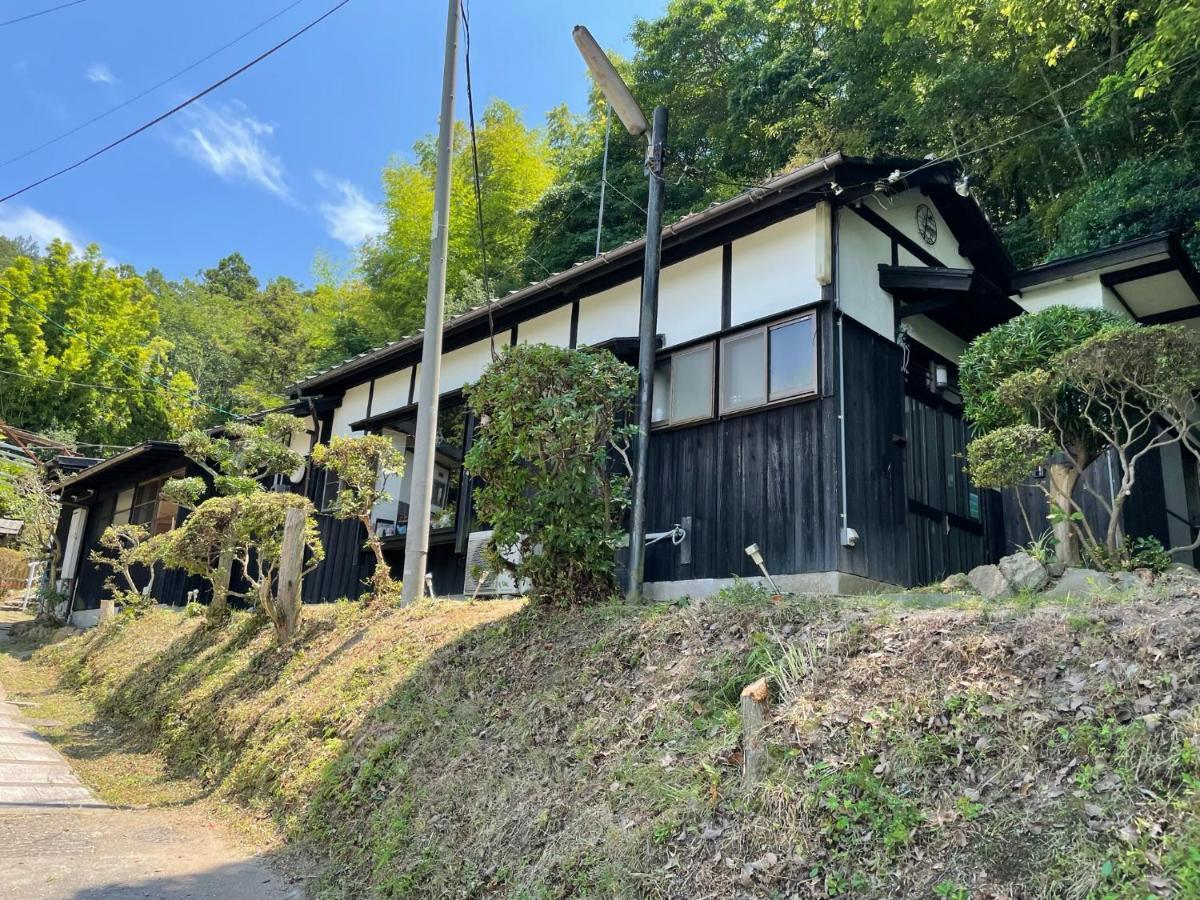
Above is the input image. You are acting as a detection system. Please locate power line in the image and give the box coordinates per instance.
[0,280,230,415]
[459,0,497,357]
[0,0,353,204]
[0,0,312,172]
[0,0,88,28]
[0,367,182,395]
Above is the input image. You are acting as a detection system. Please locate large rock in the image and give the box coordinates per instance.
[940,573,972,592]
[998,551,1050,593]
[1110,571,1143,593]
[1044,568,1108,599]
[968,564,1012,601]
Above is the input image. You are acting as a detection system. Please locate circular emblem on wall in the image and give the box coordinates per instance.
[915,203,938,245]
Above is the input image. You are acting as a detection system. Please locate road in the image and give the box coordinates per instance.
[0,616,303,899]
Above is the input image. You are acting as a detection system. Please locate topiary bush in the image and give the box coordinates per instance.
[464,344,637,605]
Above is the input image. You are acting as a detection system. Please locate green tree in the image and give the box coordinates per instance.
[465,344,637,604]
[311,434,405,598]
[0,240,201,446]
[960,307,1129,563]
[361,100,556,334]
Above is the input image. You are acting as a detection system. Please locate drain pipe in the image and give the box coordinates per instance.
[832,205,853,549]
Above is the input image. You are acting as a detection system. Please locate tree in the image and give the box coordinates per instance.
[88,523,164,612]
[310,435,405,598]
[1054,326,1200,559]
[464,344,637,604]
[0,240,202,446]
[960,306,1128,562]
[361,100,556,334]
[163,414,306,623]
[162,492,321,641]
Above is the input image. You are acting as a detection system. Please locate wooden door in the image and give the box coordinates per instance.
[904,392,990,585]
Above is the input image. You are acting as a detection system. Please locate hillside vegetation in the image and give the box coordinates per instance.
[19,581,1200,898]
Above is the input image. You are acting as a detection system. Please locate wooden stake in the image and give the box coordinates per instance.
[740,676,770,789]
[275,506,306,641]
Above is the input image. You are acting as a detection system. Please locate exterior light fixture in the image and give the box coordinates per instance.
[572,26,648,137]
[934,364,950,390]
[955,174,972,197]
[744,543,782,595]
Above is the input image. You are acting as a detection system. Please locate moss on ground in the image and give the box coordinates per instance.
[4,584,1200,898]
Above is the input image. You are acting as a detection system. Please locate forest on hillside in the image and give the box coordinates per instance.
[1,0,1197,451]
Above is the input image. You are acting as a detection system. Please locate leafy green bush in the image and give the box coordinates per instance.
[1049,157,1200,263]
[965,424,1056,490]
[465,344,637,604]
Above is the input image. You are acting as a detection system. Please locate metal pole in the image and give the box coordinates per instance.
[625,105,668,603]
[595,103,612,257]
[401,0,460,606]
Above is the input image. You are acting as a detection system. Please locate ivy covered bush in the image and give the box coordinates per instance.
[465,344,637,604]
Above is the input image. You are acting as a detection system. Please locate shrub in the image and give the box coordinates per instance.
[311,434,405,599]
[465,344,637,604]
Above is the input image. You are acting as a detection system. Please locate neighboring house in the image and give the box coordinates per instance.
[54,153,1200,612]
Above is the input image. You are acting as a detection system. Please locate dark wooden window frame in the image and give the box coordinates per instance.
[718,310,820,416]
[651,342,716,429]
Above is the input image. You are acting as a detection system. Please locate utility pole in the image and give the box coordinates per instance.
[401,0,460,606]
[572,25,665,603]
[624,105,667,602]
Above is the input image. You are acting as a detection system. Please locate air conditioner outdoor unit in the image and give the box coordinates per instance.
[463,529,524,596]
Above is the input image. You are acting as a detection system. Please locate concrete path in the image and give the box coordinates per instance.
[0,692,105,813]
[0,617,305,899]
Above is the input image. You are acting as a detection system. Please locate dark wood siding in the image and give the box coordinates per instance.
[643,395,841,583]
[838,319,909,585]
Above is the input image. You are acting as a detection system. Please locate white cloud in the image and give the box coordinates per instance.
[314,172,386,247]
[0,205,84,250]
[86,63,116,85]
[172,101,289,199]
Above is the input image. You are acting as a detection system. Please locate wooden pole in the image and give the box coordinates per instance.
[276,506,306,641]
[740,676,770,789]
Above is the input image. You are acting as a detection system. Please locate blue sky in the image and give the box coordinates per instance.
[0,0,661,286]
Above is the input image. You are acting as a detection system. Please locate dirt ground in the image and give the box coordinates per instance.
[0,609,304,900]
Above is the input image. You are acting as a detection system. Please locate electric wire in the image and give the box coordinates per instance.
[0,0,353,204]
[0,0,88,28]
[459,0,498,358]
[0,367,183,395]
[0,0,312,172]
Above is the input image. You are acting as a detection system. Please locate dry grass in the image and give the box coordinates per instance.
[4,580,1200,898]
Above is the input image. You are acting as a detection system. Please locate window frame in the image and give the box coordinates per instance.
[718,310,819,416]
[766,312,819,403]
[652,342,716,429]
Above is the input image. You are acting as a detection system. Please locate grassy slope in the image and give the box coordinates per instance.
[16,585,1200,899]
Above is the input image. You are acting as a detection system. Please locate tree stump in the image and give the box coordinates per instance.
[740,676,770,789]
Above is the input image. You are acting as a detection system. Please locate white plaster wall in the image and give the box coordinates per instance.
[905,317,967,363]
[372,369,412,413]
[879,191,972,269]
[837,208,896,340]
[1017,277,1111,315]
[730,211,819,326]
[658,248,723,347]
[518,305,572,347]
[330,381,372,436]
[288,414,317,456]
[576,280,640,347]
[441,333,509,392]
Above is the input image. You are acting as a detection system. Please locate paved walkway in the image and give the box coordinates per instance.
[0,617,304,899]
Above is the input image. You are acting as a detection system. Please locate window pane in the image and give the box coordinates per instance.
[670,346,713,423]
[769,317,816,399]
[721,330,766,412]
[651,361,671,424]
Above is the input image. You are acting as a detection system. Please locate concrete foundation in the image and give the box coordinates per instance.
[643,570,894,602]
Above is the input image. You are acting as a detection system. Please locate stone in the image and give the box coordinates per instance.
[940,573,972,592]
[1133,568,1156,587]
[1044,568,1108,599]
[1110,571,1143,593]
[968,564,1012,601]
[998,551,1050,593]
[1046,560,1066,579]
